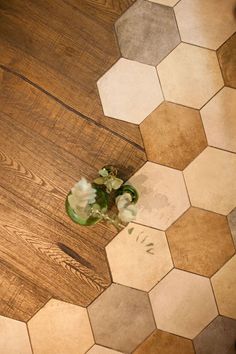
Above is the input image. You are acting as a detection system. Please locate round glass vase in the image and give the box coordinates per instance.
[65,187,108,226]
[115,184,139,204]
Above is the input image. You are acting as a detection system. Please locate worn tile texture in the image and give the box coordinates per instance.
[228,208,236,248]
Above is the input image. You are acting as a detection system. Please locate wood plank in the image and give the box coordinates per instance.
[0,0,142,146]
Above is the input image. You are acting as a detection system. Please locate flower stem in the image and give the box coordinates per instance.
[90,208,125,230]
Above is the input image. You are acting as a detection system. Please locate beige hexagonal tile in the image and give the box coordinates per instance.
[150,269,218,339]
[106,223,173,291]
[87,345,122,354]
[148,0,179,6]
[28,299,94,354]
[0,316,32,354]
[175,0,236,50]
[184,147,236,215]
[157,43,224,108]
[201,87,236,153]
[97,58,163,124]
[211,255,236,320]
[129,162,190,230]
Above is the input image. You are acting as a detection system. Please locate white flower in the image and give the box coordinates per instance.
[68,177,96,210]
[116,193,137,224]
[116,193,132,211]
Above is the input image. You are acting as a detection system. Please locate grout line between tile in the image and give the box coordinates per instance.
[26,322,35,354]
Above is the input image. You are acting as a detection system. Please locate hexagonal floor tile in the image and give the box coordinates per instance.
[174,0,236,50]
[140,102,207,170]
[28,299,94,354]
[228,208,236,247]
[106,223,173,291]
[201,87,236,153]
[166,207,235,277]
[148,0,179,6]
[211,255,236,319]
[129,162,190,230]
[194,316,236,354]
[184,147,236,215]
[0,315,32,354]
[88,284,155,353]
[150,269,218,339]
[217,33,236,89]
[115,0,180,66]
[134,329,195,354]
[157,43,223,108]
[97,58,163,124]
[87,345,122,354]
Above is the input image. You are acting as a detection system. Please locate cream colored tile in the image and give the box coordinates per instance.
[157,43,223,109]
[28,299,94,354]
[201,87,236,153]
[150,269,218,339]
[175,0,236,50]
[129,162,190,230]
[106,223,173,291]
[0,316,32,354]
[97,58,163,124]
[211,255,236,320]
[87,345,122,354]
[184,147,236,215]
[148,0,179,6]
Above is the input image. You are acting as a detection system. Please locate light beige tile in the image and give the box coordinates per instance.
[148,0,179,6]
[150,269,218,339]
[201,87,236,153]
[28,299,94,354]
[157,43,224,109]
[106,223,173,291]
[87,345,122,354]
[129,162,190,230]
[0,316,32,354]
[97,58,163,124]
[211,255,236,320]
[175,0,236,50]
[184,147,236,215]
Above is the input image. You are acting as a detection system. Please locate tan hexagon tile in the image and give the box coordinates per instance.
[87,345,123,354]
[217,33,236,89]
[140,102,207,170]
[150,269,218,339]
[106,223,173,291]
[228,208,236,248]
[157,43,224,108]
[88,284,155,353]
[184,147,236,215]
[174,0,236,50]
[0,315,32,354]
[28,299,94,354]
[166,207,235,277]
[115,0,180,66]
[211,255,236,319]
[134,329,195,354]
[129,162,190,230]
[97,58,163,124]
[201,87,236,153]
[194,316,236,354]
[148,0,179,6]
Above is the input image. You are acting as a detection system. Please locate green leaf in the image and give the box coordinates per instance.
[111,178,123,190]
[94,177,105,185]
[99,169,109,177]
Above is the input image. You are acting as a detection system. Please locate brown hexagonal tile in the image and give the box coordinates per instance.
[88,284,156,353]
[217,33,236,88]
[134,329,195,354]
[166,207,235,277]
[228,208,236,248]
[140,102,207,170]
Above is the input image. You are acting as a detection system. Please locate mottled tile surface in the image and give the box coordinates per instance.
[217,34,236,88]
[88,284,155,353]
[140,102,207,170]
[175,0,236,50]
[184,147,236,215]
[134,329,195,354]
[157,43,224,108]
[166,207,235,277]
[228,208,236,248]
[0,316,32,354]
[150,269,218,339]
[87,345,122,354]
[148,0,179,6]
[201,87,236,153]
[129,162,190,230]
[115,0,180,66]
[212,255,236,319]
[28,299,94,354]
[194,316,236,354]
[106,223,173,291]
[97,58,163,124]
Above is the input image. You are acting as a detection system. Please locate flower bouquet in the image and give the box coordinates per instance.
[65,166,138,230]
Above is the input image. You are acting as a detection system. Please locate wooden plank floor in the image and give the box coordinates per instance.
[0,0,146,321]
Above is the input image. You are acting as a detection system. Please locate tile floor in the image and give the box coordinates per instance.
[1,0,235,353]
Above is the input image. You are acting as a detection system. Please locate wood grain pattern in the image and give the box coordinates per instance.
[0,0,142,145]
